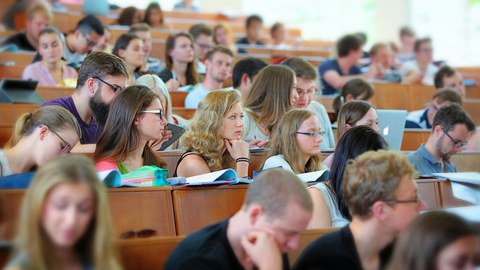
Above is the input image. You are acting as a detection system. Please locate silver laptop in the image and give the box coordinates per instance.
[376,109,408,151]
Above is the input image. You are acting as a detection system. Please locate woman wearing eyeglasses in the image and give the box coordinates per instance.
[262,109,326,174]
[113,33,145,86]
[0,106,81,177]
[94,85,167,173]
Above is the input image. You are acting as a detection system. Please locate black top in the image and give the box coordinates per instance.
[236,37,264,53]
[165,218,289,270]
[2,32,35,52]
[293,225,393,270]
[158,68,173,84]
[172,149,208,177]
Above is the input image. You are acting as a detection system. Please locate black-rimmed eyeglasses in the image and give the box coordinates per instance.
[93,76,123,94]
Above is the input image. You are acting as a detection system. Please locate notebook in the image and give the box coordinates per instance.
[376,109,408,151]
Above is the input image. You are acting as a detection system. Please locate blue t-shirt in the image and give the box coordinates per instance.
[318,59,362,95]
[42,96,102,144]
[408,144,457,175]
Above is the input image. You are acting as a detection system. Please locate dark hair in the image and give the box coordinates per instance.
[329,125,388,220]
[129,23,151,34]
[399,26,415,38]
[337,34,361,57]
[188,23,212,40]
[432,104,475,132]
[414,37,432,52]
[432,89,462,105]
[434,66,457,89]
[112,33,140,56]
[165,32,198,86]
[76,52,129,89]
[117,6,139,26]
[232,57,267,88]
[270,22,284,36]
[205,45,234,60]
[76,14,104,36]
[144,2,164,25]
[94,85,166,168]
[280,57,318,81]
[369,42,387,57]
[246,14,263,28]
[333,78,375,118]
[388,211,478,270]
[353,32,367,45]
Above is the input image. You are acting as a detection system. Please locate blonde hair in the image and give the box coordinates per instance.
[5,106,82,149]
[11,155,121,270]
[266,109,323,173]
[343,150,417,219]
[244,65,296,132]
[135,74,173,123]
[337,100,374,138]
[181,89,242,171]
[27,3,53,22]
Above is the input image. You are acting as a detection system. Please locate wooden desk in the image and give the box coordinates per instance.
[170,91,189,107]
[0,52,34,66]
[288,228,338,266]
[0,103,40,147]
[36,86,74,102]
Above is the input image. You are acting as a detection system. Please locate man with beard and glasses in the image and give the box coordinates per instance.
[408,104,475,175]
[42,51,129,145]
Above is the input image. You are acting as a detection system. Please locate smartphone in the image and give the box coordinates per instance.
[159,123,185,151]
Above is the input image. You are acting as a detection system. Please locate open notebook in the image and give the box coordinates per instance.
[184,169,252,186]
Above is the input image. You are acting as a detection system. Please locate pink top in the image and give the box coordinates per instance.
[96,159,120,172]
[22,61,78,87]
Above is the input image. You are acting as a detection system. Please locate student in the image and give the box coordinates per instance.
[434,66,466,100]
[92,26,112,53]
[129,23,166,74]
[42,52,129,144]
[243,65,299,142]
[236,14,264,53]
[189,24,213,75]
[400,37,438,86]
[365,43,401,82]
[165,169,313,270]
[112,33,145,86]
[185,45,234,109]
[388,211,479,270]
[332,78,375,121]
[0,106,81,178]
[231,57,267,101]
[281,57,335,148]
[2,3,52,51]
[409,104,475,175]
[308,126,388,229]
[174,90,249,178]
[22,27,78,87]
[94,85,168,173]
[294,150,424,270]
[212,23,236,53]
[5,155,121,269]
[159,32,198,91]
[397,26,416,64]
[263,109,327,174]
[144,2,170,30]
[269,22,290,49]
[117,6,142,26]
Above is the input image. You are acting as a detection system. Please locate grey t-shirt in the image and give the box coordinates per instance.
[0,149,12,177]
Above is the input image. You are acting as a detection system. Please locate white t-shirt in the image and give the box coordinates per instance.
[310,182,350,227]
[242,113,270,142]
[399,60,439,86]
[185,83,211,109]
[308,101,335,149]
[262,154,294,172]
[0,149,12,177]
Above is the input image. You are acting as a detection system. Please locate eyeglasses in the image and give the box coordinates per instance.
[141,109,164,120]
[296,87,317,98]
[119,229,157,239]
[50,129,73,154]
[82,33,97,47]
[93,76,123,94]
[442,129,468,149]
[296,130,326,137]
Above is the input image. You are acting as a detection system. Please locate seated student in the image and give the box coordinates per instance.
[129,23,166,74]
[174,90,249,178]
[116,6,142,26]
[165,169,313,270]
[112,33,145,86]
[434,65,466,100]
[0,106,81,178]
[400,37,439,86]
[388,211,479,270]
[94,85,168,173]
[2,3,52,52]
[22,27,77,87]
[406,89,462,129]
[364,43,402,82]
[143,2,171,30]
[213,23,237,53]
[159,32,198,91]
[281,57,335,148]
[236,15,264,53]
[397,26,416,64]
[33,14,104,68]
[409,104,475,175]
[263,109,327,174]
[318,34,382,95]
[185,45,234,108]
[269,22,290,50]
[42,52,128,144]
[91,26,112,53]
[332,78,375,121]
[294,150,424,270]
[231,57,267,101]
[243,65,298,142]
[5,155,121,270]
[308,126,388,229]
[189,23,213,75]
